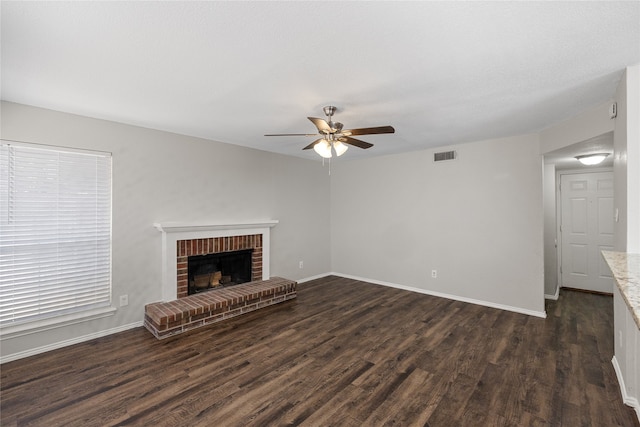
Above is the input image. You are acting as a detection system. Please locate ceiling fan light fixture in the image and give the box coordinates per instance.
[575,153,609,165]
[265,105,395,158]
[313,139,332,158]
[333,140,348,156]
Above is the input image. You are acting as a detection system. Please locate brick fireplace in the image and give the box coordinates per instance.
[154,220,278,302]
[177,234,263,298]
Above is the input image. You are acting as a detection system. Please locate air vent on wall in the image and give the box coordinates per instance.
[434,150,457,162]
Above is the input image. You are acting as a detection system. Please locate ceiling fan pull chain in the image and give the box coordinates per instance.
[321,156,331,175]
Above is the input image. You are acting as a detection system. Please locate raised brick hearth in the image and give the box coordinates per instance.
[144,277,297,339]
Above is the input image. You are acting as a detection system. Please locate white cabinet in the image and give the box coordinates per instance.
[612,285,640,420]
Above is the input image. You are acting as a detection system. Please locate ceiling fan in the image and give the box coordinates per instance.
[264,106,395,158]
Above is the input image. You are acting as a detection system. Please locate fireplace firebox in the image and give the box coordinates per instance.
[188,249,252,295]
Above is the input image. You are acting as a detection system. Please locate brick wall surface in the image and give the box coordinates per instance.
[176,234,263,298]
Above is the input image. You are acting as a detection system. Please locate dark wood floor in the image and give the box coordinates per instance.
[1,276,639,426]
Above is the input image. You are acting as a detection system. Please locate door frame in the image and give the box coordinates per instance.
[555,167,613,292]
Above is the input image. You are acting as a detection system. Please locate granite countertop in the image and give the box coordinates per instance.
[602,251,640,329]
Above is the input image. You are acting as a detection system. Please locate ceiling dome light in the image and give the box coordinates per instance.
[333,140,348,156]
[575,153,609,166]
[313,139,332,158]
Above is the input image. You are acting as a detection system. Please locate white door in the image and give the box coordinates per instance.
[560,172,614,293]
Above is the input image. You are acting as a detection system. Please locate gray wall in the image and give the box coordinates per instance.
[330,134,546,316]
[614,69,629,252]
[539,102,614,154]
[614,65,640,253]
[0,101,331,359]
[543,163,558,297]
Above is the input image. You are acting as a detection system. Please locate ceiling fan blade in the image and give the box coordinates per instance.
[264,133,317,137]
[339,136,373,149]
[343,125,395,136]
[308,117,332,134]
[302,138,325,150]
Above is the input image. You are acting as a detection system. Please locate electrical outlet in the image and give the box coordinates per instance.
[299,261,304,269]
[431,270,437,279]
[119,294,129,307]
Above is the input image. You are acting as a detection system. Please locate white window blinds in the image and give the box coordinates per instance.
[0,142,112,326]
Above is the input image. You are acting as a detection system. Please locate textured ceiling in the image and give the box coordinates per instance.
[2,1,639,161]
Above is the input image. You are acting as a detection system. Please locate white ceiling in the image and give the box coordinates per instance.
[2,1,639,161]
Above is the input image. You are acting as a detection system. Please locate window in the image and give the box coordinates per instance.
[0,141,112,328]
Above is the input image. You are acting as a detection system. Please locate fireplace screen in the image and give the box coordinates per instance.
[187,249,252,294]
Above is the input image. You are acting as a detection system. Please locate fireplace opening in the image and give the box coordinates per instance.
[188,249,253,295]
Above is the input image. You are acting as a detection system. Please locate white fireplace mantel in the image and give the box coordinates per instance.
[153,220,279,234]
[154,220,278,301]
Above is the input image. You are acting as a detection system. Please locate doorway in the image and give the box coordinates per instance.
[558,170,614,293]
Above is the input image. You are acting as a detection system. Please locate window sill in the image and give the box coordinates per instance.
[0,306,118,340]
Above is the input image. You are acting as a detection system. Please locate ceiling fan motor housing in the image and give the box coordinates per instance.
[329,121,343,132]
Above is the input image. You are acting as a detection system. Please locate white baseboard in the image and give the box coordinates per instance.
[545,285,560,300]
[0,321,143,364]
[612,356,640,423]
[297,272,332,284]
[330,272,547,318]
